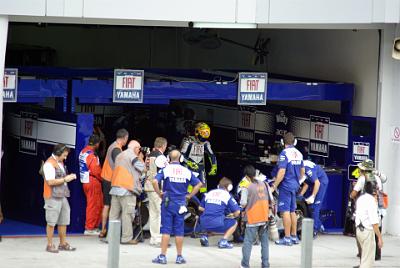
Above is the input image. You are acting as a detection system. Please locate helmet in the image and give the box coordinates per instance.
[195,122,211,141]
[357,159,374,171]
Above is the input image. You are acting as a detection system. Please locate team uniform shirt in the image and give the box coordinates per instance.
[277,146,304,192]
[200,189,240,229]
[79,146,102,184]
[155,163,201,236]
[355,193,379,230]
[303,160,329,231]
[155,163,201,203]
[303,160,329,187]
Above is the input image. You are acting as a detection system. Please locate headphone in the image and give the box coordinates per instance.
[217,184,233,192]
[53,144,68,157]
[280,138,297,147]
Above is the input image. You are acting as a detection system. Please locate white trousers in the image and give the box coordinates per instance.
[356,227,376,268]
[147,191,162,244]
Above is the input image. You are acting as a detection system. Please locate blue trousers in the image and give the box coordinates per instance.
[310,184,328,232]
[241,225,269,268]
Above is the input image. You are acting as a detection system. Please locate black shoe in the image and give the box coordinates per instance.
[375,256,381,261]
[353,266,360,268]
[356,253,360,258]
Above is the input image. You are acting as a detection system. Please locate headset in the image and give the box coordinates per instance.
[217,183,233,192]
[280,138,297,147]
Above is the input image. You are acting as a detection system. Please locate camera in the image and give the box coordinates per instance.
[140,146,151,156]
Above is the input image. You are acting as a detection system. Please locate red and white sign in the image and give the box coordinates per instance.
[238,72,268,105]
[391,126,400,143]
[352,142,370,162]
[310,116,330,142]
[113,69,144,103]
[3,68,18,102]
[238,110,255,130]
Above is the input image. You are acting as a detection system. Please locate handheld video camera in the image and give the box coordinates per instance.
[140,146,151,156]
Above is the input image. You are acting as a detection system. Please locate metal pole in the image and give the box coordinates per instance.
[107,220,121,268]
[301,218,314,268]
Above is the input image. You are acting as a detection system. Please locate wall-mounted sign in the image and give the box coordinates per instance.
[237,72,267,105]
[236,128,255,144]
[113,69,144,103]
[309,115,330,157]
[352,142,370,162]
[275,110,289,139]
[3,68,18,102]
[19,112,38,155]
[238,110,256,130]
[391,126,400,143]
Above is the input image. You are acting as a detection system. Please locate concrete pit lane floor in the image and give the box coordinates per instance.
[0,234,399,267]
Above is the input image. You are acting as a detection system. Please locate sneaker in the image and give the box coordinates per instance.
[218,239,233,249]
[176,255,186,264]
[275,237,293,246]
[84,229,100,236]
[200,235,209,247]
[290,235,300,244]
[152,254,167,265]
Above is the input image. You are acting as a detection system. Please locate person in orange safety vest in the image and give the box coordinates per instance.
[99,128,129,238]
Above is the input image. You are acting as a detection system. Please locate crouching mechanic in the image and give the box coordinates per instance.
[298,160,329,236]
[198,177,240,248]
[152,150,202,265]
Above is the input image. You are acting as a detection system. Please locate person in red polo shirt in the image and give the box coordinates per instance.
[79,134,103,235]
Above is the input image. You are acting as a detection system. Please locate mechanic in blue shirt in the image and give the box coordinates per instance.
[271,132,305,246]
[198,177,241,249]
[152,149,202,265]
[298,160,329,236]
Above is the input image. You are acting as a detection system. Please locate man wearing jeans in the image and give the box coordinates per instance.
[241,171,271,268]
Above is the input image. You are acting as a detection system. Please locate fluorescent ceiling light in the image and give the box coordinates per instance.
[192,22,257,29]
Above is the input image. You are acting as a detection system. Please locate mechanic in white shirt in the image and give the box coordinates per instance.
[354,181,383,268]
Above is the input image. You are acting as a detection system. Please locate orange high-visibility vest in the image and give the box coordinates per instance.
[111,149,139,192]
[101,141,122,182]
[43,156,70,199]
[246,181,269,225]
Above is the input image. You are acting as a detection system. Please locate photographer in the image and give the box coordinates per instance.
[109,140,146,245]
[145,137,168,247]
[42,144,77,253]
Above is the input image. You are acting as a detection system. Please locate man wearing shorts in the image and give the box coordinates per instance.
[198,177,240,248]
[100,128,129,238]
[152,150,202,265]
[42,144,77,253]
[271,132,304,246]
